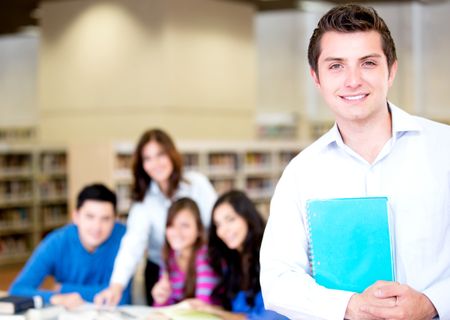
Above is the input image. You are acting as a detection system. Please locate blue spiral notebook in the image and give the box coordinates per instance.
[306,197,395,293]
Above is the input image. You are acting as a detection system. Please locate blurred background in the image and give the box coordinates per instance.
[0,0,449,287]
[1,0,449,143]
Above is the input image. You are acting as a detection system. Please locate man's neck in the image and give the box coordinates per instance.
[337,108,392,164]
[80,239,97,253]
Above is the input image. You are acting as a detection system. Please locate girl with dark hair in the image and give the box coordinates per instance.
[95,129,217,306]
[192,190,287,319]
[151,197,218,306]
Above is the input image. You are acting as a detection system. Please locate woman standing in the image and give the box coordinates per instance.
[192,190,287,319]
[95,129,217,306]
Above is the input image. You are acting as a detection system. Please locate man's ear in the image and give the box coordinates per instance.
[388,60,398,87]
[310,68,321,89]
[71,209,79,225]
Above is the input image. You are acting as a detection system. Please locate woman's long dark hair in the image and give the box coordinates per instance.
[163,197,205,300]
[132,128,183,201]
[208,190,265,310]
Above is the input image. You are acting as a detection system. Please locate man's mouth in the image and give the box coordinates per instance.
[340,94,368,101]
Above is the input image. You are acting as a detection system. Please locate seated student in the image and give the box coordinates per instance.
[9,183,131,309]
[151,197,218,306]
[191,190,287,320]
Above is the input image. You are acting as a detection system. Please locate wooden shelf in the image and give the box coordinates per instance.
[110,141,307,219]
[0,146,68,267]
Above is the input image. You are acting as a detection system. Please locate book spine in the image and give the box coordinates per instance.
[14,299,35,313]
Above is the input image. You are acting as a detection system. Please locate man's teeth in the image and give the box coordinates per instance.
[344,94,366,100]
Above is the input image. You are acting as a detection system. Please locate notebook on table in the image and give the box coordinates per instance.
[306,196,395,293]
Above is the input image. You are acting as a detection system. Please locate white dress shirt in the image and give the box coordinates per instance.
[260,104,450,320]
[110,171,217,287]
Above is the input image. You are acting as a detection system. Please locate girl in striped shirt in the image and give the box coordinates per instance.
[151,197,218,306]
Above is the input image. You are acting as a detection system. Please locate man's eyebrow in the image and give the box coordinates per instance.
[322,53,383,63]
[360,53,383,60]
[323,57,344,62]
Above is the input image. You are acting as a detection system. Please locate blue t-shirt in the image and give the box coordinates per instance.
[232,291,288,320]
[9,223,131,305]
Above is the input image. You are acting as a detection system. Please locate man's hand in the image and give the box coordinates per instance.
[151,272,171,305]
[345,281,397,320]
[94,283,124,306]
[50,293,84,309]
[360,281,437,320]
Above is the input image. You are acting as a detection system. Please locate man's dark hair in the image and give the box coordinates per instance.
[308,4,397,75]
[76,183,117,212]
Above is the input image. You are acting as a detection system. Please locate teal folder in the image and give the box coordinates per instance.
[306,197,395,293]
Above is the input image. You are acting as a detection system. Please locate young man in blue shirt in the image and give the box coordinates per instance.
[9,183,131,309]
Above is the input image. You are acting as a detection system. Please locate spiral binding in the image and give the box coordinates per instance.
[306,200,316,278]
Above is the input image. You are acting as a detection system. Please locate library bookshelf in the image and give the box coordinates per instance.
[111,140,308,221]
[0,145,68,266]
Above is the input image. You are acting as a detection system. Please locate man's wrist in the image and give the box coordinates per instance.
[422,294,438,319]
[344,294,359,320]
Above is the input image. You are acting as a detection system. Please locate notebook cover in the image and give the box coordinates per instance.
[306,197,395,293]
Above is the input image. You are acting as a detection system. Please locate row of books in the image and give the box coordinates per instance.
[0,208,30,230]
[0,154,66,175]
[0,236,28,257]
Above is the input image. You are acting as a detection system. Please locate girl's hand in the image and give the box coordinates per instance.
[187,299,222,315]
[152,272,172,305]
[184,298,208,309]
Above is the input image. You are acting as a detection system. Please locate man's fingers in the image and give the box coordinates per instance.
[374,283,405,298]
[360,304,405,319]
[371,296,397,307]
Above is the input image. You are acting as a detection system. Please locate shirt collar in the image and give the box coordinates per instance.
[149,180,162,196]
[148,175,189,198]
[389,102,422,138]
[317,101,422,150]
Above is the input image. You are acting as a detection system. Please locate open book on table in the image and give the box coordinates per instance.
[57,301,220,320]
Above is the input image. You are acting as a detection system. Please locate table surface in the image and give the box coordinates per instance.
[0,301,220,320]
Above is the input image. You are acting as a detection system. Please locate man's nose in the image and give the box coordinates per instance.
[344,66,362,88]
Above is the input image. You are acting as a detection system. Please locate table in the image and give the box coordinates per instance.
[1,302,220,320]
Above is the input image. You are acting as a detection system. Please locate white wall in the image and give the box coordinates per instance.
[420,2,450,119]
[38,0,256,143]
[0,29,39,127]
[2,0,450,143]
[256,1,450,138]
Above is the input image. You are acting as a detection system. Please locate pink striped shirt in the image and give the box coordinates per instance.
[155,245,218,306]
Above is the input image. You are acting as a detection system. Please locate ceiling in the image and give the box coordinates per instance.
[0,0,444,35]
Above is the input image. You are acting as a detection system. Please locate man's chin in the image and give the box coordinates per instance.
[86,239,104,249]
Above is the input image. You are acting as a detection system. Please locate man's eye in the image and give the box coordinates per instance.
[363,60,377,67]
[329,64,342,70]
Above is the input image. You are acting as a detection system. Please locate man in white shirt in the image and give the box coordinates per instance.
[260,4,450,320]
